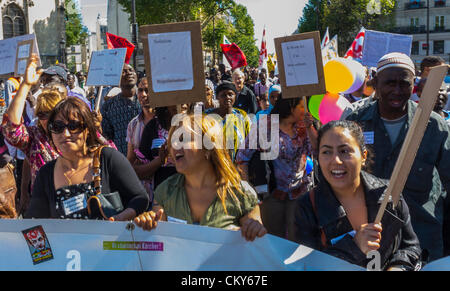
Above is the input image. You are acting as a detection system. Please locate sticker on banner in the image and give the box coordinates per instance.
[363,131,374,144]
[103,241,164,251]
[22,225,54,265]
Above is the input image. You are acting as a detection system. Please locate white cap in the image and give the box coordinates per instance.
[377,52,415,75]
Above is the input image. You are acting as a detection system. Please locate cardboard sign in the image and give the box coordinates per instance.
[362,30,413,68]
[0,34,40,76]
[274,31,326,98]
[15,39,34,77]
[85,48,127,87]
[140,21,206,108]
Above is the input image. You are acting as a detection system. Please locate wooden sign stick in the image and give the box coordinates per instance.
[375,65,449,224]
[95,86,104,113]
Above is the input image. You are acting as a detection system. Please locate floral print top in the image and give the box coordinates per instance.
[1,113,59,189]
[235,116,313,200]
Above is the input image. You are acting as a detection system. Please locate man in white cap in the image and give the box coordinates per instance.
[346,52,450,262]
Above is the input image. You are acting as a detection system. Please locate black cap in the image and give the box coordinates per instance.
[215,81,237,96]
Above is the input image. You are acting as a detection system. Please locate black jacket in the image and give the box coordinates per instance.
[293,171,421,270]
[234,86,258,114]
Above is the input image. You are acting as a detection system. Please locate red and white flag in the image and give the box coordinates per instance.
[344,27,365,61]
[220,43,247,70]
[258,27,267,69]
[106,32,135,64]
[321,27,330,49]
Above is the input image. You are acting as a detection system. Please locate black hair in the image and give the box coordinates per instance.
[420,56,445,72]
[155,106,173,131]
[318,120,366,152]
[270,94,301,120]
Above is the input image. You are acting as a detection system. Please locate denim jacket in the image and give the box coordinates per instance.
[346,100,450,261]
[293,171,422,270]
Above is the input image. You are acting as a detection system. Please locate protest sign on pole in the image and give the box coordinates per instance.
[375,65,449,223]
[0,34,40,77]
[274,31,326,99]
[362,30,413,68]
[85,48,127,112]
[140,21,206,108]
[14,39,34,77]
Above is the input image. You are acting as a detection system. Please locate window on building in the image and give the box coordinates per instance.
[412,41,419,55]
[435,16,445,29]
[433,40,445,54]
[2,4,26,39]
[411,18,419,27]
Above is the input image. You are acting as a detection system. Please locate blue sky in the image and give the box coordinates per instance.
[234,0,308,54]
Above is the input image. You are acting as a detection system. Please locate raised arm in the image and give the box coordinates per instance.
[6,55,43,124]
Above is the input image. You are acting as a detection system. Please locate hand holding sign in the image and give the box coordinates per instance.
[24,54,44,86]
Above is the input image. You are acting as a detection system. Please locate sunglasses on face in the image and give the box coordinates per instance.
[36,111,51,120]
[49,120,86,134]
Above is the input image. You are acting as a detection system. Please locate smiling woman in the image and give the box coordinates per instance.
[292,120,422,271]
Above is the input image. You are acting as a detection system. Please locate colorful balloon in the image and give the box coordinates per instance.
[308,94,324,120]
[342,59,366,94]
[324,58,354,94]
[318,93,352,124]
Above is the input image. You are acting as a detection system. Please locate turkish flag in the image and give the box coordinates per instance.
[220,43,247,70]
[106,32,135,64]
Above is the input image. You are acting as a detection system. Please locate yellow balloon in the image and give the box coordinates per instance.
[324,59,355,94]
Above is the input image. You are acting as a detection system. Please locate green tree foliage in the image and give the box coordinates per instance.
[65,0,88,46]
[117,0,259,67]
[297,0,396,56]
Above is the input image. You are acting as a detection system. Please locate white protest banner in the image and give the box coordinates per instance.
[0,34,40,76]
[362,30,413,68]
[86,48,127,87]
[0,219,363,271]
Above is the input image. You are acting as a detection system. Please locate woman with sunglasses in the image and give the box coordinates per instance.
[1,55,62,189]
[25,97,149,220]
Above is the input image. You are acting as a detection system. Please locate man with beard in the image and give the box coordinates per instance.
[101,64,141,155]
[346,52,450,263]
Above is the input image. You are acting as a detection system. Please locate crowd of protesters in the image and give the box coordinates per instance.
[0,50,449,271]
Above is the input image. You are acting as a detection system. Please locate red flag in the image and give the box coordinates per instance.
[344,27,365,61]
[106,32,135,64]
[220,43,247,70]
[259,28,267,68]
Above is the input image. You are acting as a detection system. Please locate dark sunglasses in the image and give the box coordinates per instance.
[36,111,51,120]
[138,87,149,94]
[49,120,86,134]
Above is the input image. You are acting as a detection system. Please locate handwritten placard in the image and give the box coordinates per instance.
[140,21,206,108]
[15,39,34,77]
[0,34,40,76]
[86,48,127,87]
[148,31,194,92]
[362,30,413,68]
[274,31,326,98]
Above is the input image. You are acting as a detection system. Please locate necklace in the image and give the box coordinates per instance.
[61,160,92,186]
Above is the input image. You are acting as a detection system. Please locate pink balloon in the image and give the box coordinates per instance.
[319,93,352,124]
